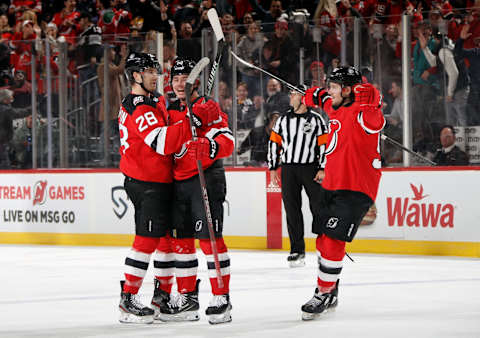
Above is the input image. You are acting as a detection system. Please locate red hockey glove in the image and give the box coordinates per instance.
[186,137,218,160]
[191,99,221,128]
[302,87,322,107]
[353,83,383,108]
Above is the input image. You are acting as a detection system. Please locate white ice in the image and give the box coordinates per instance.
[0,245,479,338]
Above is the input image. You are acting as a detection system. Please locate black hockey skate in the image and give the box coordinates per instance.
[158,279,200,322]
[118,281,154,324]
[301,280,339,321]
[206,294,232,325]
[150,279,171,320]
[287,253,305,268]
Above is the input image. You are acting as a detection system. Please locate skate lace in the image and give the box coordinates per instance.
[306,293,328,307]
[209,295,228,308]
[169,293,188,308]
[130,294,145,309]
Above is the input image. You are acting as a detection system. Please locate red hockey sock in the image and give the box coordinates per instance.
[316,234,345,293]
[172,237,198,293]
[199,238,230,295]
[153,235,175,293]
[123,235,159,294]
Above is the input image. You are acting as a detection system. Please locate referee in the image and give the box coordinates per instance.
[268,84,328,267]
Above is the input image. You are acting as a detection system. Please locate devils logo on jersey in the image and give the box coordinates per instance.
[325,119,341,155]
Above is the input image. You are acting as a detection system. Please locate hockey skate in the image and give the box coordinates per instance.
[206,294,232,324]
[301,280,339,321]
[157,280,200,322]
[150,279,171,320]
[287,253,306,268]
[118,281,154,324]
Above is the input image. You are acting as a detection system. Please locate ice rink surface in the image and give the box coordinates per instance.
[0,245,479,338]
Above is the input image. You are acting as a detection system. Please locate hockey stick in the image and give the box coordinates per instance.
[185,57,224,289]
[206,8,226,96]
[381,134,437,166]
[231,51,305,94]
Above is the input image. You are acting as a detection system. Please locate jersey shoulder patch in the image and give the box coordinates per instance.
[122,94,157,115]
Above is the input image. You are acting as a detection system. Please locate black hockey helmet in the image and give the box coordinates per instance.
[327,66,362,87]
[170,57,196,81]
[289,84,307,95]
[125,52,161,82]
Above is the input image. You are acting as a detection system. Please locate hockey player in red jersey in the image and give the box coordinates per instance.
[300,66,385,320]
[165,57,235,324]
[117,52,218,324]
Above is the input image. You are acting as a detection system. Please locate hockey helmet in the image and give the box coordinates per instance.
[289,84,307,95]
[327,66,362,87]
[125,52,161,81]
[170,57,196,81]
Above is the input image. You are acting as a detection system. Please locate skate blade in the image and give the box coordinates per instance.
[207,310,232,325]
[301,307,335,321]
[157,311,200,322]
[289,259,306,268]
[119,310,154,324]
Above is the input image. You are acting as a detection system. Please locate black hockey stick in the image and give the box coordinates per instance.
[231,51,306,94]
[185,57,224,289]
[206,8,226,96]
[381,134,437,166]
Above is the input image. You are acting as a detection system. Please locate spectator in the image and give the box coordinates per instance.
[96,43,127,164]
[0,88,14,168]
[0,13,12,41]
[249,0,284,32]
[454,23,480,125]
[432,125,469,165]
[308,61,326,87]
[231,81,259,130]
[435,32,469,126]
[236,22,264,96]
[267,20,296,86]
[383,79,403,164]
[238,111,280,166]
[176,20,201,61]
[129,0,171,36]
[76,11,102,81]
[412,20,441,147]
[52,0,81,45]
[263,78,290,117]
[10,70,32,108]
[0,88,31,168]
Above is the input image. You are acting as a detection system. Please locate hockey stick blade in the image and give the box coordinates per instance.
[186,57,210,86]
[230,51,305,94]
[207,8,224,42]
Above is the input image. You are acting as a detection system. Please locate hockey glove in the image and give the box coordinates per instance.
[302,87,323,107]
[186,137,218,161]
[191,99,221,128]
[353,83,383,108]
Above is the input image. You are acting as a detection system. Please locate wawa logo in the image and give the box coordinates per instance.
[386,183,454,228]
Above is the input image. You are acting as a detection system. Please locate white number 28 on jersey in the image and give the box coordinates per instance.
[136,111,158,132]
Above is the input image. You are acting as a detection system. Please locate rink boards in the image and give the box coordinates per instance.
[0,167,479,257]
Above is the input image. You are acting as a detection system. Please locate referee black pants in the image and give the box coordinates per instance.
[281,163,322,254]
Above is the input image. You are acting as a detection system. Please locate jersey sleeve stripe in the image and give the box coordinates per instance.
[269,130,282,144]
[357,111,385,134]
[317,134,328,146]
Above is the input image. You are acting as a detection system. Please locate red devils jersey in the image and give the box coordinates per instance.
[168,99,235,181]
[313,88,385,201]
[118,94,191,183]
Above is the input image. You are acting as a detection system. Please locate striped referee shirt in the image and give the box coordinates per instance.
[268,108,328,170]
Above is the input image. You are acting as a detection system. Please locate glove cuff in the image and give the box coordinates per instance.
[207,138,219,159]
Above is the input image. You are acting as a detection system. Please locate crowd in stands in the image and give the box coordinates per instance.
[0,0,479,168]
